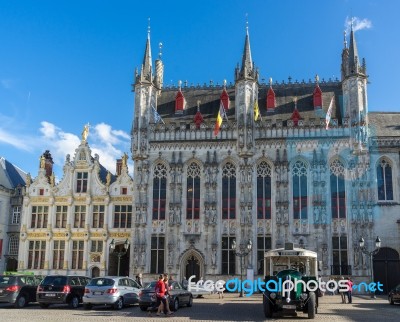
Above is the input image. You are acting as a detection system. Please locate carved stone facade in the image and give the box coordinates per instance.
[18,139,134,277]
[131,26,400,286]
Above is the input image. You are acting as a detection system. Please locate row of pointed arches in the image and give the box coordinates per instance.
[150,157,394,221]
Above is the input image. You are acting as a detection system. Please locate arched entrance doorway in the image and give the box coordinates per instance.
[91,266,100,278]
[180,250,204,283]
[108,241,130,276]
[373,247,400,294]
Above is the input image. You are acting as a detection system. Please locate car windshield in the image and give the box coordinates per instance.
[0,276,14,285]
[88,278,115,286]
[145,281,157,289]
[42,276,67,285]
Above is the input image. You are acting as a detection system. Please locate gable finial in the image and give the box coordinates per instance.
[315,74,319,85]
[269,77,273,87]
[223,79,227,89]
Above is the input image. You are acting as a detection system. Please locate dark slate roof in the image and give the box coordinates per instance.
[0,157,27,189]
[369,112,400,137]
[98,163,116,184]
[156,81,342,126]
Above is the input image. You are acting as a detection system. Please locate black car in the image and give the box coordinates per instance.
[0,275,43,308]
[139,281,193,312]
[37,275,91,308]
[388,284,400,305]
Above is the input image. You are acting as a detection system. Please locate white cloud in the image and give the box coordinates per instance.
[345,17,372,33]
[39,121,58,138]
[0,128,32,151]
[37,121,131,178]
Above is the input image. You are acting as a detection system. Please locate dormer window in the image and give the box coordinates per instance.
[76,172,88,193]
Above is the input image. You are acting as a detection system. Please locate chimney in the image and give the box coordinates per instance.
[116,159,122,176]
[42,150,54,179]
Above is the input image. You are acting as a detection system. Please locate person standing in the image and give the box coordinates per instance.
[135,273,143,288]
[162,274,174,315]
[155,275,166,316]
[346,278,353,304]
[339,277,347,303]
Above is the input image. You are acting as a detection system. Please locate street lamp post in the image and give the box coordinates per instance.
[231,239,252,297]
[359,236,381,299]
[109,239,130,276]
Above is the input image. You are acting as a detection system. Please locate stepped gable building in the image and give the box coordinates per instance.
[0,157,27,273]
[132,25,400,292]
[18,130,134,278]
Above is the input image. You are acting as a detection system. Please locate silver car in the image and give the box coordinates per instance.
[83,276,141,310]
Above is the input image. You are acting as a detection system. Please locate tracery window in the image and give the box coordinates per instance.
[186,162,201,220]
[377,159,393,201]
[222,162,236,219]
[8,235,19,256]
[292,160,308,219]
[330,160,346,218]
[257,161,272,219]
[152,163,167,220]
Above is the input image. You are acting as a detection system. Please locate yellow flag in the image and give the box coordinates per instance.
[254,100,260,121]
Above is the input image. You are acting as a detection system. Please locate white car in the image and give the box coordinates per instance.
[83,276,141,310]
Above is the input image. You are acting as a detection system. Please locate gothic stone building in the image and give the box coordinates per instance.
[18,140,134,278]
[132,27,400,292]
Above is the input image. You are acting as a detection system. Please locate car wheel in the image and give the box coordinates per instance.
[308,292,316,319]
[140,306,148,311]
[263,293,273,318]
[113,297,124,310]
[389,296,394,305]
[173,298,179,312]
[15,294,27,308]
[39,303,49,308]
[69,296,79,309]
[187,296,193,307]
[83,303,92,310]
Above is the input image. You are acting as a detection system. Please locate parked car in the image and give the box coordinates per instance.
[388,284,400,305]
[139,280,193,312]
[83,276,141,310]
[36,275,91,308]
[0,275,43,308]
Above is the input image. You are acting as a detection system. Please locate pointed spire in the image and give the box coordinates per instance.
[241,19,253,75]
[139,18,153,84]
[235,18,258,81]
[348,21,360,75]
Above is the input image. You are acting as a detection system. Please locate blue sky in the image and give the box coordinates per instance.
[1,0,399,180]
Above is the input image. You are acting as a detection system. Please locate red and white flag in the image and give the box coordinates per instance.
[325,96,334,130]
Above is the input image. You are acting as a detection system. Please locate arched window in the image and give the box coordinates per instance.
[330,160,346,218]
[256,161,272,219]
[152,163,167,220]
[377,159,393,201]
[222,162,236,219]
[186,162,201,220]
[292,160,308,219]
